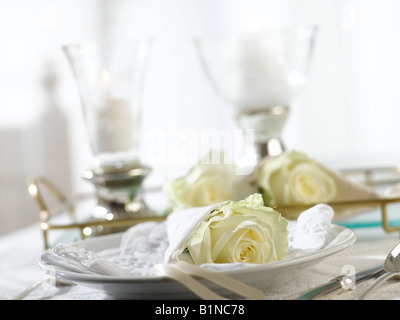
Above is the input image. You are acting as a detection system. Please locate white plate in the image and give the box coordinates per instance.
[39,225,356,299]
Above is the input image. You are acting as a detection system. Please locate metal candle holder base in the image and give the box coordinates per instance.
[236,105,288,160]
[83,164,154,220]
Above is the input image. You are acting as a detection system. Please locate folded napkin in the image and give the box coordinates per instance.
[318,164,381,220]
[164,203,220,264]
[287,204,338,253]
[41,243,132,276]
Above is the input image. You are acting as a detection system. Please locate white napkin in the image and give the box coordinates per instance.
[164,203,221,264]
[320,165,381,220]
[287,204,338,254]
[41,243,132,276]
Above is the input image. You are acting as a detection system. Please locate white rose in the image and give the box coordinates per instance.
[257,150,337,206]
[168,164,237,209]
[165,152,240,211]
[187,194,288,264]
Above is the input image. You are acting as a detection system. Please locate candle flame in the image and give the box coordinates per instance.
[100,69,111,86]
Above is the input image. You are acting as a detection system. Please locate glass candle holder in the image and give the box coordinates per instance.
[63,40,153,219]
[64,41,152,170]
[195,26,317,161]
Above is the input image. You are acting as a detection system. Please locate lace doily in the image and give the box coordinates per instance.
[105,221,169,276]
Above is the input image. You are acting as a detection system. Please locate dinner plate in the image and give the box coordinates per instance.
[39,225,356,299]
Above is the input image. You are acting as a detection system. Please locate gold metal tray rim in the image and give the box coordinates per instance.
[28,169,400,250]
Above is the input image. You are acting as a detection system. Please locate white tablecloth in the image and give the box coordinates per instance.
[1,223,399,300]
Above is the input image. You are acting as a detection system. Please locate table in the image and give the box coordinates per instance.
[1,221,399,300]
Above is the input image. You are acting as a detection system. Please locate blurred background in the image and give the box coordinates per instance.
[1,0,400,235]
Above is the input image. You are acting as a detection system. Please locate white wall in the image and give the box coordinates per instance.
[0,0,100,234]
[1,0,400,234]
